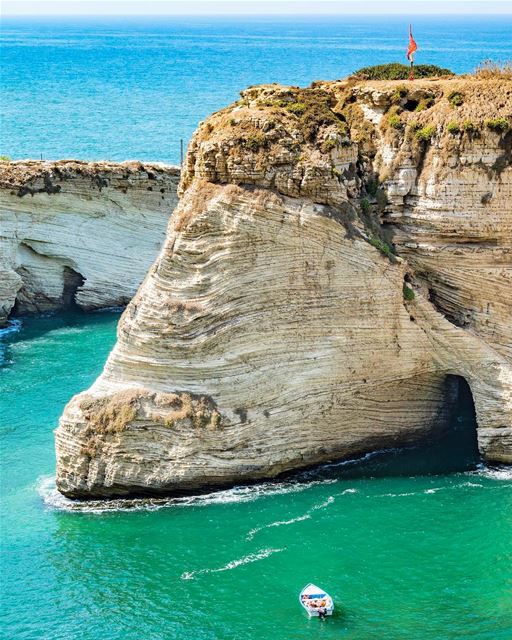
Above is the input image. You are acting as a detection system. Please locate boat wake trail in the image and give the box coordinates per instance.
[37,475,338,514]
[180,548,284,580]
[246,490,358,540]
[246,514,312,541]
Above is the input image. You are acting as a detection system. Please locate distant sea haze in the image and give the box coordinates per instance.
[2,15,512,163]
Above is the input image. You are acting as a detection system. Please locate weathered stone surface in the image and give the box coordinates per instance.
[56,78,512,498]
[0,160,180,324]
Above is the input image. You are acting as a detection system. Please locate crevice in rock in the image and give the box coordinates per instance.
[62,266,85,309]
[428,285,471,328]
[17,172,62,197]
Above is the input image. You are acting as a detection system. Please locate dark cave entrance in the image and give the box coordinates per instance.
[305,374,480,482]
[440,374,480,464]
[62,266,85,309]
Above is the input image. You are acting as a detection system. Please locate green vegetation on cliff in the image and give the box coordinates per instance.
[352,62,454,80]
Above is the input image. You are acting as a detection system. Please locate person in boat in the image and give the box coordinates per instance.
[317,606,327,619]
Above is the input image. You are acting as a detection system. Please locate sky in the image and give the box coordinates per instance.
[2,0,512,16]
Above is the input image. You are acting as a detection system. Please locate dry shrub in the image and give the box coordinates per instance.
[80,389,144,434]
[474,60,512,79]
[149,391,222,430]
[78,389,223,458]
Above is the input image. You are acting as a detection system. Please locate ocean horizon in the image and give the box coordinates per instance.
[2,14,512,163]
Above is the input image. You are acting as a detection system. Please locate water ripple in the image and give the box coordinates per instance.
[180,548,284,580]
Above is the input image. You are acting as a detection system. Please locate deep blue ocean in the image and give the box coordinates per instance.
[1,15,512,164]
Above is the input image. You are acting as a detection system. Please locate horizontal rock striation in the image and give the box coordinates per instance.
[0,160,180,325]
[56,78,512,498]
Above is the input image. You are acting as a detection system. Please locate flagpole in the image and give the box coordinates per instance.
[407,24,417,81]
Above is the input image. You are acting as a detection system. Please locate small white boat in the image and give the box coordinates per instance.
[299,583,334,618]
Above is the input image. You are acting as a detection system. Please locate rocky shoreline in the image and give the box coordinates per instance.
[0,160,180,326]
[38,78,512,496]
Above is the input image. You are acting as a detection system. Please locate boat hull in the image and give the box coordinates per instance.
[304,607,334,617]
[299,583,334,617]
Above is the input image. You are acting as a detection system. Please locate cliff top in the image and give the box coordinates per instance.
[179,76,511,207]
[0,159,181,191]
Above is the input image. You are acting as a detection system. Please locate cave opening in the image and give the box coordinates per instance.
[403,98,420,111]
[62,266,85,309]
[441,374,480,464]
[303,374,480,482]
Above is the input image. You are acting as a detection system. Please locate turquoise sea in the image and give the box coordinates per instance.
[1,14,512,640]
[1,313,512,639]
[1,15,512,163]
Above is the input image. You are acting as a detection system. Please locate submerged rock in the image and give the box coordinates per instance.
[56,77,512,498]
[0,160,180,325]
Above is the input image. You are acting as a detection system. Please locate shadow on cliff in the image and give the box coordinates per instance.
[303,375,479,481]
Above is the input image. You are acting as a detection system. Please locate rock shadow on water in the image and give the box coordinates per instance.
[302,375,480,483]
[40,375,483,514]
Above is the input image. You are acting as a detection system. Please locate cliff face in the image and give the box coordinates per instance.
[0,161,180,325]
[56,78,512,498]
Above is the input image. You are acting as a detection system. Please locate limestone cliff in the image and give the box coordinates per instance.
[56,78,511,498]
[0,160,180,325]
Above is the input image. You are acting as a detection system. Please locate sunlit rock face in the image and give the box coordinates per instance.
[56,78,512,498]
[0,160,180,325]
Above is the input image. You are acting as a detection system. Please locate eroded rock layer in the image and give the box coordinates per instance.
[56,78,512,498]
[0,160,180,324]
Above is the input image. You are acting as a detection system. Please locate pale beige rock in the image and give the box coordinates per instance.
[0,160,180,325]
[56,78,512,498]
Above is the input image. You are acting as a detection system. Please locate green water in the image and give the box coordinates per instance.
[1,313,511,640]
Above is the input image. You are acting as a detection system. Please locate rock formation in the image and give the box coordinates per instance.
[0,160,180,325]
[56,77,511,498]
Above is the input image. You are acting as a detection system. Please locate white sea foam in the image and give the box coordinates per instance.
[246,514,312,541]
[469,464,512,482]
[37,474,338,514]
[246,493,347,540]
[180,547,284,580]
[0,318,22,339]
[375,491,418,498]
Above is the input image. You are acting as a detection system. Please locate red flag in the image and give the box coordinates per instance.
[406,25,418,62]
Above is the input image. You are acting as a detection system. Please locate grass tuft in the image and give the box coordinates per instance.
[447,91,464,107]
[462,120,478,134]
[369,234,395,259]
[474,59,512,79]
[446,121,460,135]
[389,114,404,130]
[286,102,307,116]
[415,125,437,141]
[485,117,510,133]
[403,283,416,301]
